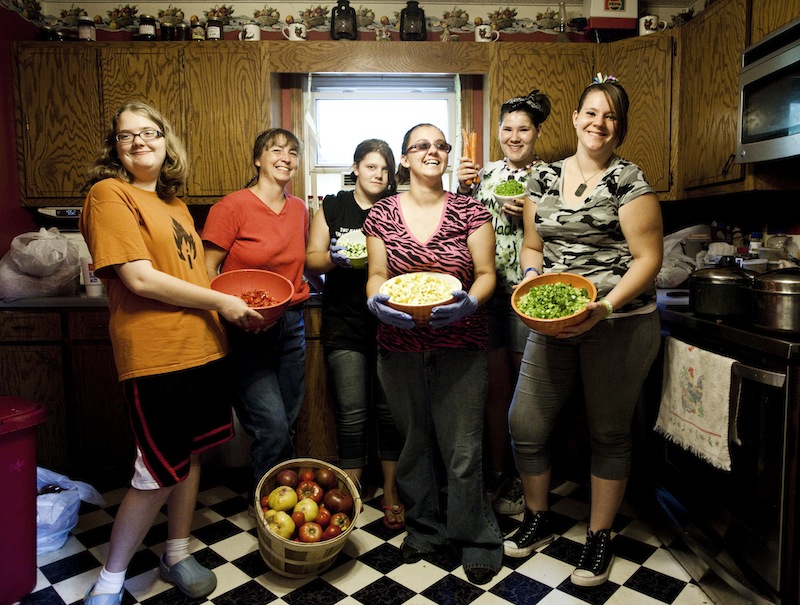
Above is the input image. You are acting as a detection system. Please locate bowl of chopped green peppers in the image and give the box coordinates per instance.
[493,179,527,204]
[511,272,597,335]
[337,230,368,269]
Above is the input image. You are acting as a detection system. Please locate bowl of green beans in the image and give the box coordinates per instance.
[511,272,597,335]
[336,230,368,269]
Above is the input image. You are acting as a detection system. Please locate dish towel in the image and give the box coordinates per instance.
[655,336,736,471]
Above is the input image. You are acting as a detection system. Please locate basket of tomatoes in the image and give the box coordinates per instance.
[255,458,361,578]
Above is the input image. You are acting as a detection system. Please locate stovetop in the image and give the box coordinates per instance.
[657,289,800,362]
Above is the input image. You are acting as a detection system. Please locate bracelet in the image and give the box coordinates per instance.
[524,267,540,277]
[600,298,614,318]
[458,184,473,194]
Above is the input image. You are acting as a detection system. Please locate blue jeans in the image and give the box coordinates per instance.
[377,349,503,573]
[226,307,306,487]
[326,349,401,468]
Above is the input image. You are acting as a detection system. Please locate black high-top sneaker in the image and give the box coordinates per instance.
[571,528,613,587]
[502,509,554,558]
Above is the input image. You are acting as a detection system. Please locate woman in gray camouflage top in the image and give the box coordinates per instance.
[503,76,663,588]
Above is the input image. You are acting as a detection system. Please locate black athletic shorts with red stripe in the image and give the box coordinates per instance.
[121,357,235,489]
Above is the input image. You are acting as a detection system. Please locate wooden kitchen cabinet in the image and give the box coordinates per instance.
[750,0,800,44]
[489,43,594,165]
[296,305,337,462]
[596,32,677,197]
[65,310,132,479]
[13,45,102,205]
[0,311,69,472]
[678,0,747,191]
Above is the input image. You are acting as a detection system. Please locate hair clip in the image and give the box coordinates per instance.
[592,72,619,84]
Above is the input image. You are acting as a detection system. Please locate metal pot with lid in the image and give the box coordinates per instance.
[689,267,756,317]
[752,268,800,332]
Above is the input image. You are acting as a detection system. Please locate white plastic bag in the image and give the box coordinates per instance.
[656,225,710,288]
[36,467,105,555]
[0,228,80,301]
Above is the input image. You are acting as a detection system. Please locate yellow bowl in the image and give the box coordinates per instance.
[511,272,597,336]
[380,271,461,327]
[336,230,368,270]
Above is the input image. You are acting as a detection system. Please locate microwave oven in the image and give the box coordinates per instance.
[736,15,800,163]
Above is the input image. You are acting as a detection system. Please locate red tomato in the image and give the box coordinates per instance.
[330,512,351,531]
[316,506,332,528]
[321,525,343,541]
[298,522,323,542]
[324,488,354,515]
[299,468,315,482]
[291,511,306,529]
[276,469,299,488]
[296,480,324,503]
[315,467,338,490]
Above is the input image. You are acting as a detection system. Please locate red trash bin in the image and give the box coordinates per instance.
[0,397,48,605]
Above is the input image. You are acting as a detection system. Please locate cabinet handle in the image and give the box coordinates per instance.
[721,154,735,176]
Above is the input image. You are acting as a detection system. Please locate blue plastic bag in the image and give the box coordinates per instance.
[36,468,105,555]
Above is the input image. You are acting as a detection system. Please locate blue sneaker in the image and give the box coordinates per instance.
[159,554,217,598]
[83,583,123,605]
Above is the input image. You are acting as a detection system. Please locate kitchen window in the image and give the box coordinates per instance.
[304,74,459,201]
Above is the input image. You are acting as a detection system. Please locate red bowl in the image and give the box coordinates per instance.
[511,272,597,336]
[211,269,294,327]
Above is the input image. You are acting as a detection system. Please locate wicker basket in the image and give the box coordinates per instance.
[255,458,361,578]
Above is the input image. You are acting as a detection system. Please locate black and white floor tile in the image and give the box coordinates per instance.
[19,469,712,605]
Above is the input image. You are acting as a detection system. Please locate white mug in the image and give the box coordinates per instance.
[474,24,499,42]
[639,15,667,35]
[282,22,307,40]
[239,22,261,40]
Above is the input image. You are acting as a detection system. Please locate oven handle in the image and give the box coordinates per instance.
[729,362,786,446]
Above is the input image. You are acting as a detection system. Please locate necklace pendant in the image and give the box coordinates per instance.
[574,183,587,197]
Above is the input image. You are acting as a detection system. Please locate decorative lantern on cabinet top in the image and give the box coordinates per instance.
[330,0,358,39]
[399,0,426,40]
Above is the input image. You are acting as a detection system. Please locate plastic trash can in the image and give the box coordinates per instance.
[0,397,47,605]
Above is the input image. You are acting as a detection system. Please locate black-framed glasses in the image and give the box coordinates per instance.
[406,140,452,154]
[115,129,164,144]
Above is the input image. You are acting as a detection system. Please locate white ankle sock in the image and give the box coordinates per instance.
[92,566,126,595]
[165,537,191,567]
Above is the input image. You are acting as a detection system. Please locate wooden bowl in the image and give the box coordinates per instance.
[211,269,294,327]
[511,272,597,336]
[380,271,461,327]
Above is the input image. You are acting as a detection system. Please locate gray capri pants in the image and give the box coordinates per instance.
[509,311,661,480]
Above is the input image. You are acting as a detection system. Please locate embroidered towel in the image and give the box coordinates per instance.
[655,336,736,471]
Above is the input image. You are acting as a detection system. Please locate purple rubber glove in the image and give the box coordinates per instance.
[367,293,415,329]
[329,238,350,268]
[429,290,478,329]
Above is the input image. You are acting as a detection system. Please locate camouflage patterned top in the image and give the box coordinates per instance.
[474,158,542,294]
[526,156,657,313]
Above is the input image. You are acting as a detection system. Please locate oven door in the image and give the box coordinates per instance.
[657,361,787,604]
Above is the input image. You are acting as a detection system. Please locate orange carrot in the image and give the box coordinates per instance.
[469,131,480,184]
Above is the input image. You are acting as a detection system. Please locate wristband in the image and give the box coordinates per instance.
[524,267,540,277]
[600,298,614,318]
[458,184,473,195]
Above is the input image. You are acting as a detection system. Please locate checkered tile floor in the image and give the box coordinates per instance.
[19,469,712,605]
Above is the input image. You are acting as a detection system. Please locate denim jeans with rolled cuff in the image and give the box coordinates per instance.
[326,348,401,469]
[377,348,503,573]
[226,307,306,489]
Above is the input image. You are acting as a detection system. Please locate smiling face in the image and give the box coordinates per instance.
[115,110,167,189]
[255,134,298,186]
[499,110,540,169]
[573,90,618,153]
[354,151,390,201]
[401,125,449,180]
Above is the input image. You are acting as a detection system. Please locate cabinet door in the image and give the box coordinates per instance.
[750,0,800,44]
[596,33,675,194]
[15,45,102,202]
[0,346,68,472]
[490,43,595,164]
[100,45,184,140]
[183,43,269,199]
[679,0,747,190]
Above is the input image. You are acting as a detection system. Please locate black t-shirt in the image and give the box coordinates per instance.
[320,190,378,353]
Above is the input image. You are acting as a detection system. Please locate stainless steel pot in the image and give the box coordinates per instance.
[689,267,756,317]
[752,268,800,332]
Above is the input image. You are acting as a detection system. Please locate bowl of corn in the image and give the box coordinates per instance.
[379,271,462,327]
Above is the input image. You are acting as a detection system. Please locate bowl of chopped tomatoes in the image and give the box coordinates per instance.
[211,269,295,327]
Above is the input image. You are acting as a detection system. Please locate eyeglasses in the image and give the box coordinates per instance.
[406,140,452,154]
[115,129,164,144]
